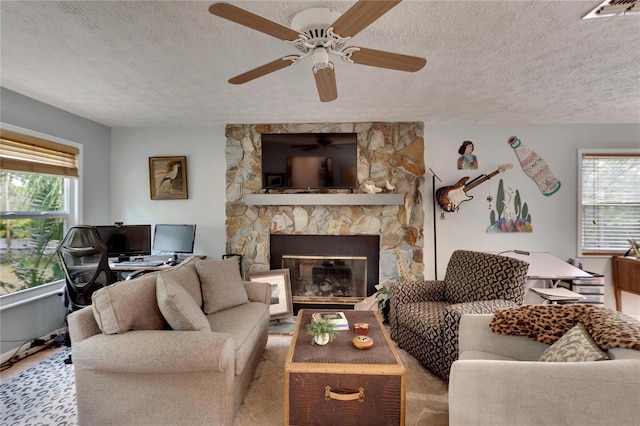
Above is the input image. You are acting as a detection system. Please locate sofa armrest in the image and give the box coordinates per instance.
[458,314,549,360]
[390,280,445,305]
[71,330,235,374]
[67,306,102,345]
[243,281,270,305]
[449,359,640,426]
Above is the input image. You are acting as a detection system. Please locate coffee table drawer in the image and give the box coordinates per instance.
[287,371,402,425]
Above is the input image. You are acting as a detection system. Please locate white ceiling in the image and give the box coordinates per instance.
[1,1,639,128]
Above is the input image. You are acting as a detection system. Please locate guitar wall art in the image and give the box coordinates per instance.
[435,164,513,212]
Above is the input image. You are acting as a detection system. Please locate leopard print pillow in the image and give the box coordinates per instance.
[490,305,640,350]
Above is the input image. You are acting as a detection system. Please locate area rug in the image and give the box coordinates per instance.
[0,337,448,426]
[268,316,297,335]
[0,348,77,425]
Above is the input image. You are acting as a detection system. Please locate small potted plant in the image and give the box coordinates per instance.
[306,317,337,345]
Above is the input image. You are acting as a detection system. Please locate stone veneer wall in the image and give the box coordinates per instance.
[225,122,425,288]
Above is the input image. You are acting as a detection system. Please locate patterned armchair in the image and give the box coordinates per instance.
[389,250,529,381]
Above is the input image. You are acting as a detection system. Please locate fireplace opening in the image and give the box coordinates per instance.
[270,234,380,311]
[283,255,367,304]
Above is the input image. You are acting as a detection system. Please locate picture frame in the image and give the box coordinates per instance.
[149,156,188,200]
[249,269,293,320]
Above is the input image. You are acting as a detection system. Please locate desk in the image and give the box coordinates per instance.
[109,255,206,279]
[109,261,172,280]
[110,263,173,272]
[499,252,591,303]
[612,256,640,311]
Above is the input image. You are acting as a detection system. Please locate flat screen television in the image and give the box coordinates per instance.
[152,224,196,261]
[95,225,152,262]
[261,133,358,190]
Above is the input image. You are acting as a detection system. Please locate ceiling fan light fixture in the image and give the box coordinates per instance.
[312,47,332,71]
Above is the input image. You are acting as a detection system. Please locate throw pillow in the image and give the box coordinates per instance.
[160,256,203,308]
[197,258,249,314]
[92,272,166,335]
[156,273,210,332]
[538,323,609,362]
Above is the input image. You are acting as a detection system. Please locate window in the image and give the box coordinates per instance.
[0,128,79,295]
[578,150,640,256]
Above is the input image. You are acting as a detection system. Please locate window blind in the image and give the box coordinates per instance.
[0,128,79,177]
[580,153,640,254]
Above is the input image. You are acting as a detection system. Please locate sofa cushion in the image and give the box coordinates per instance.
[197,258,249,314]
[160,256,202,308]
[92,272,166,335]
[207,301,269,376]
[538,323,609,362]
[491,305,640,350]
[156,273,210,332]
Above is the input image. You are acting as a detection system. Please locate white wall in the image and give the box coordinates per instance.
[110,127,227,259]
[424,124,640,315]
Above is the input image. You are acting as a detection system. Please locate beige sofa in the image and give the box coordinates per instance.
[449,313,640,426]
[67,257,271,426]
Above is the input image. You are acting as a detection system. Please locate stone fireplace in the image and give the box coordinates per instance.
[224,122,425,299]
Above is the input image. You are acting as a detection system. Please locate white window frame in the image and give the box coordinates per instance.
[577,148,640,256]
[0,123,81,300]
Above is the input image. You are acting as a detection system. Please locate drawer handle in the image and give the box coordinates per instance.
[324,386,365,403]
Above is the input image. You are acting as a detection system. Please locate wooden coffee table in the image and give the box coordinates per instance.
[284,309,406,425]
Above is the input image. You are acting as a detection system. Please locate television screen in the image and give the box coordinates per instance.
[152,224,196,254]
[261,133,358,190]
[95,225,151,261]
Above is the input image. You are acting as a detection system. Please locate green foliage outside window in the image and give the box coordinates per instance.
[1,172,65,295]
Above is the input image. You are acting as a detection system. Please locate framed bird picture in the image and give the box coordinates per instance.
[149,156,188,200]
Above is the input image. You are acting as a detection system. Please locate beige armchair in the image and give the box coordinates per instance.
[389,250,529,380]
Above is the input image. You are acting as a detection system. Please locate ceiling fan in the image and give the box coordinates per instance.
[209,1,427,102]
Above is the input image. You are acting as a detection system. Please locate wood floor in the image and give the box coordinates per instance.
[0,346,66,383]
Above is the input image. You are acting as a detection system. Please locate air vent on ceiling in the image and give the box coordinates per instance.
[583,0,639,19]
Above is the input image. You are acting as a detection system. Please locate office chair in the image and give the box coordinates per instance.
[58,225,115,313]
[57,226,116,361]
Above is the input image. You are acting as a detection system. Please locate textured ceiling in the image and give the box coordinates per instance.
[1,1,639,127]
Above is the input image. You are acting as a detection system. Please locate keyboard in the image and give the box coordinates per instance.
[116,260,164,267]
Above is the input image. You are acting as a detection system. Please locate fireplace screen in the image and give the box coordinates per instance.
[282,255,367,304]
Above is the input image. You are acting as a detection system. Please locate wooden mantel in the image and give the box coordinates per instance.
[244,193,404,206]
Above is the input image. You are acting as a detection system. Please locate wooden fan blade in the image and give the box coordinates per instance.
[313,67,338,102]
[350,47,426,72]
[209,3,301,41]
[228,57,295,84]
[331,0,402,38]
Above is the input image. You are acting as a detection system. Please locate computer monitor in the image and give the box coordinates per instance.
[95,224,152,262]
[152,224,196,261]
